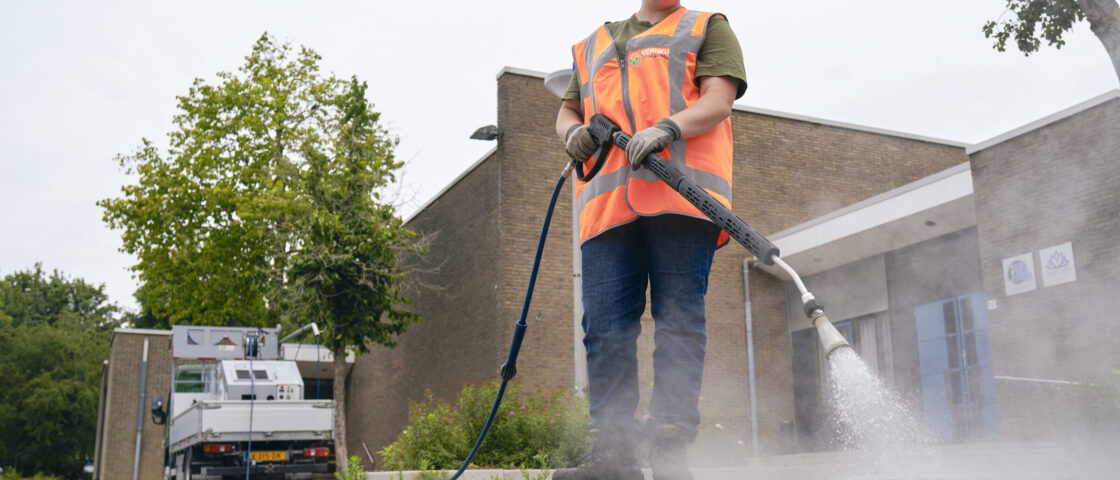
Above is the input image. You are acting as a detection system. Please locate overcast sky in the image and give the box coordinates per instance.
[1,0,1116,311]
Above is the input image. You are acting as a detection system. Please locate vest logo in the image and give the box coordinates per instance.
[627,48,670,67]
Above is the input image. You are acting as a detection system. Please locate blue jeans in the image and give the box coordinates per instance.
[581,214,719,440]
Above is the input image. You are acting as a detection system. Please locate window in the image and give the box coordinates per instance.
[174,364,211,393]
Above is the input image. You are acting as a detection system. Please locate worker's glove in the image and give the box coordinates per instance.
[625,118,681,170]
[564,124,597,164]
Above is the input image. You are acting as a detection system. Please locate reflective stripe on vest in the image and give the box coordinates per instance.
[572,8,733,246]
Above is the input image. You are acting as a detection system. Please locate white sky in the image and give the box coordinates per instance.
[1,0,1116,311]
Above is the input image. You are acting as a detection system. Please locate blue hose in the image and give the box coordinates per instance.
[448,170,569,479]
[246,343,255,479]
[316,334,321,400]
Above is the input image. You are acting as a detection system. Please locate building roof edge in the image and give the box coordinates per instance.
[967,89,1120,155]
[732,104,970,148]
[769,161,973,241]
[496,66,549,80]
[404,146,498,225]
[113,327,172,336]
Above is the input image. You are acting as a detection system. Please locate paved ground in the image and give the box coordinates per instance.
[365,440,1117,479]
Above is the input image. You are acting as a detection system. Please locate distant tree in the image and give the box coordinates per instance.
[0,265,120,478]
[0,297,12,329]
[983,0,1120,82]
[100,34,424,470]
[0,263,119,329]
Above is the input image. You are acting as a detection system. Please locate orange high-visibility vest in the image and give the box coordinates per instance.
[572,8,733,246]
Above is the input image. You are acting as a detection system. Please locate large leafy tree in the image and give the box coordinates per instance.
[0,265,121,478]
[100,34,423,471]
[100,34,323,327]
[984,0,1120,82]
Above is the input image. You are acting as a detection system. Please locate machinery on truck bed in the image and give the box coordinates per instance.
[151,325,334,480]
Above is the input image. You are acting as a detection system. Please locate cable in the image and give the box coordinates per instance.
[449,168,569,479]
[245,332,258,479]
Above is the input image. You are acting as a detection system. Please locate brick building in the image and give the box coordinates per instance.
[93,329,172,480]
[95,67,1119,474]
[970,92,1120,440]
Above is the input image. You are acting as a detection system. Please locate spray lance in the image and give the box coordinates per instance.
[447,114,850,479]
[583,113,852,356]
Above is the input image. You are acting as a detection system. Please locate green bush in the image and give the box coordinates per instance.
[380,378,590,470]
[335,456,366,480]
[0,471,63,480]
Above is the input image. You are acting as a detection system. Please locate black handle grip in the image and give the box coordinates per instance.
[576,116,620,182]
[576,139,610,182]
[588,114,780,264]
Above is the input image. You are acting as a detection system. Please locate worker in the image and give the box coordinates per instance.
[553,0,747,479]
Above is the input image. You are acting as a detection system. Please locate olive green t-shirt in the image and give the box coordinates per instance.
[562,11,747,101]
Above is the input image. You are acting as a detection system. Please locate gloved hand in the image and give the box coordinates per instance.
[565,124,597,164]
[625,118,681,170]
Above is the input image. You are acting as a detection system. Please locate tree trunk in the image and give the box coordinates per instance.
[1077,0,1120,83]
[333,347,349,472]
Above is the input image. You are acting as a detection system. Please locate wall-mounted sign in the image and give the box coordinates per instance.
[1002,252,1037,296]
[1039,242,1077,287]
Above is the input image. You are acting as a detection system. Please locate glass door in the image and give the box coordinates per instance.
[915,293,998,441]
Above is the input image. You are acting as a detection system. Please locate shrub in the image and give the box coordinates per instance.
[380,378,590,470]
[335,456,366,480]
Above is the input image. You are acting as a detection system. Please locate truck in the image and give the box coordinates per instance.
[151,325,335,480]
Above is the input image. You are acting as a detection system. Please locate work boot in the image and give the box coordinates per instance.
[648,424,693,480]
[552,429,643,480]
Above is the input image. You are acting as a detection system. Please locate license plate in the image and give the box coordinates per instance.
[250,450,287,462]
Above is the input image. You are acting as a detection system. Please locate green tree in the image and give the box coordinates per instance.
[984,0,1120,82]
[99,33,324,327]
[100,34,424,470]
[283,77,424,470]
[0,265,120,478]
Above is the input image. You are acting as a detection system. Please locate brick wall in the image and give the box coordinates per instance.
[970,95,1120,439]
[495,72,578,394]
[94,331,172,480]
[346,150,505,458]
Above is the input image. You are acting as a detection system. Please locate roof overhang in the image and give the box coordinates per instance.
[758,162,975,279]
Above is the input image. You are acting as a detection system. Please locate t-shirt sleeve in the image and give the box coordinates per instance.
[695,14,748,99]
[562,68,581,101]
